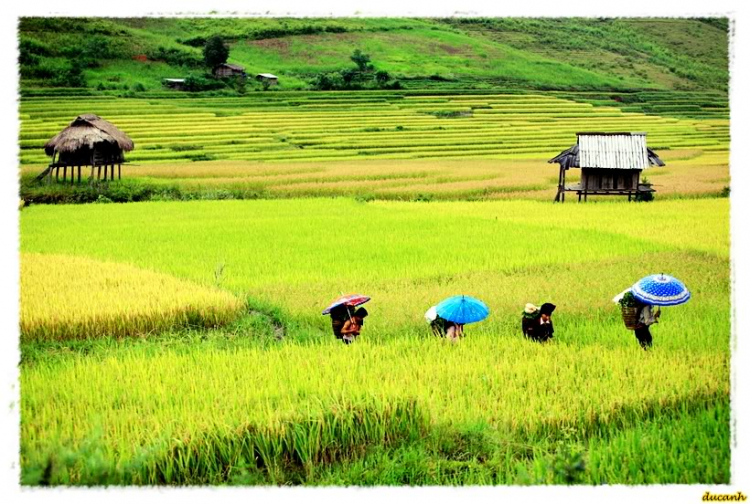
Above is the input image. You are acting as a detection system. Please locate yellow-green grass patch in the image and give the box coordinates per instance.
[20,252,245,342]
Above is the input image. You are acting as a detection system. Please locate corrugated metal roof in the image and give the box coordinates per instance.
[257,73,278,79]
[578,133,650,169]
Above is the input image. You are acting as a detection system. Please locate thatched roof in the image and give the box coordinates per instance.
[44,114,134,157]
[549,132,664,170]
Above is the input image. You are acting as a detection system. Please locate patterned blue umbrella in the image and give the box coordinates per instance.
[435,295,489,324]
[631,274,690,306]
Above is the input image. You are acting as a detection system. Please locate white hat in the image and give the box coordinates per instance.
[425,306,438,322]
[524,303,539,314]
[612,288,631,304]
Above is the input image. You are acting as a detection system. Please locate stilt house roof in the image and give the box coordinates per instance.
[549,132,664,170]
[44,114,134,157]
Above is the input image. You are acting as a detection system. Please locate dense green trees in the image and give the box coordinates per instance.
[203,35,229,69]
[309,49,398,90]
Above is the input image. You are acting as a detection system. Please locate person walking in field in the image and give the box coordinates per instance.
[521,302,556,342]
[633,300,660,350]
[329,304,352,341]
[615,274,690,351]
[425,305,465,341]
[429,295,488,343]
[340,307,368,344]
[322,294,371,343]
[425,305,448,337]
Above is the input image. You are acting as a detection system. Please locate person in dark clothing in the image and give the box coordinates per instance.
[430,315,449,337]
[330,304,352,341]
[341,307,368,344]
[426,306,463,341]
[521,302,556,342]
[633,301,660,350]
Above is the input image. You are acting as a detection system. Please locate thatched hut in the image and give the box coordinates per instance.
[39,114,134,184]
[549,132,664,202]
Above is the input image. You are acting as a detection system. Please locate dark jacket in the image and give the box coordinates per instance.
[330,305,352,339]
[522,313,554,342]
[430,316,449,337]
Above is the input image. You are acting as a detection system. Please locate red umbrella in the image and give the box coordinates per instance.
[321,294,370,315]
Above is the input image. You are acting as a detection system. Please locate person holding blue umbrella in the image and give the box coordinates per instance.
[620,274,691,350]
[433,295,489,341]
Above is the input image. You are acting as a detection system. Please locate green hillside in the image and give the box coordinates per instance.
[18,17,728,95]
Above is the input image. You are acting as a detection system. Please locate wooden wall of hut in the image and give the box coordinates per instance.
[580,168,640,191]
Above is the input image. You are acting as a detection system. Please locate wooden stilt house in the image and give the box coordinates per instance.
[549,132,664,202]
[36,114,134,185]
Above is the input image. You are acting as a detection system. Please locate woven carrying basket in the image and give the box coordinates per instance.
[621,306,640,330]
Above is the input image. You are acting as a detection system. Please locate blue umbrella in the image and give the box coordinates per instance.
[435,295,489,324]
[631,274,691,306]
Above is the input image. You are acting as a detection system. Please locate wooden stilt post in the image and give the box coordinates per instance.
[118,163,121,180]
[110,163,114,181]
[89,165,94,183]
[63,166,67,182]
[583,173,589,202]
[55,166,59,182]
[77,166,81,183]
[97,165,101,180]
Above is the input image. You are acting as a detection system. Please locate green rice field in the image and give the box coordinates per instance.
[19,198,730,485]
[14,13,738,490]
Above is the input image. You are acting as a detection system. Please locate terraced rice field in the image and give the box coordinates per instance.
[18,92,729,201]
[18,92,729,165]
[17,87,733,486]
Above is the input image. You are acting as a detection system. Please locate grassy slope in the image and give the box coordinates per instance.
[18,17,728,93]
[442,18,729,92]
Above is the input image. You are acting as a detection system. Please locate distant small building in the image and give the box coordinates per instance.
[213,63,246,78]
[256,73,279,86]
[163,78,186,91]
[549,132,665,202]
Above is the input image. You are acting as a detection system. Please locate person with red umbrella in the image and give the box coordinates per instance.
[340,307,368,344]
[322,294,370,343]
